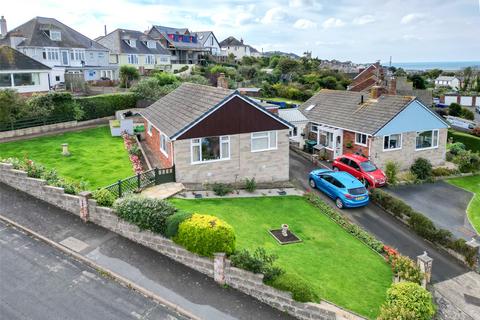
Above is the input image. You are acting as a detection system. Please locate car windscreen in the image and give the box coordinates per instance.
[348,187,367,195]
[360,161,377,172]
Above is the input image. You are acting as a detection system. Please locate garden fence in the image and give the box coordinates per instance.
[0,115,75,132]
[104,167,175,198]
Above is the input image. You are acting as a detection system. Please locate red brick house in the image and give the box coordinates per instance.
[139,82,292,184]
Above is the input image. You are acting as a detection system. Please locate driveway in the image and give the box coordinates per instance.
[289,150,468,283]
[0,220,185,320]
[386,182,477,240]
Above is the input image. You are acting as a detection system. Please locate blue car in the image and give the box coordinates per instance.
[308,169,369,209]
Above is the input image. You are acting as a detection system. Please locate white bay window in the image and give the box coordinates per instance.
[416,130,439,150]
[191,136,230,163]
[251,131,277,152]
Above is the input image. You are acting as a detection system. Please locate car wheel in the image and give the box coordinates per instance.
[335,198,344,209]
[360,177,370,188]
[309,178,316,189]
[333,167,339,172]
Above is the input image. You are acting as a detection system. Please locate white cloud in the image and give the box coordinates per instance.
[400,13,424,24]
[261,7,289,24]
[293,18,317,29]
[353,15,375,25]
[289,0,321,8]
[322,17,345,29]
[402,34,422,41]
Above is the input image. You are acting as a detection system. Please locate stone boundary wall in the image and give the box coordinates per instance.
[0,162,365,320]
[0,116,113,140]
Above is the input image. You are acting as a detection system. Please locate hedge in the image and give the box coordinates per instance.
[165,211,192,238]
[268,273,319,303]
[174,214,236,257]
[75,93,138,120]
[448,130,480,153]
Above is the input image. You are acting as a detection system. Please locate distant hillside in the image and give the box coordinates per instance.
[263,51,301,59]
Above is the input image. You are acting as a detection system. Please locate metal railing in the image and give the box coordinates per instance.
[0,115,76,132]
[104,167,175,199]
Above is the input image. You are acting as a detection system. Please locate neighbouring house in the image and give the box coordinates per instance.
[435,76,462,91]
[0,45,50,94]
[348,62,385,92]
[278,108,309,147]
[299,89,449,170]
[139,80,292,185]
[147,26,208,68]
[0,16,117,86]
[219,36,261,59]
[96,29,171,75]
[194,31,225,57]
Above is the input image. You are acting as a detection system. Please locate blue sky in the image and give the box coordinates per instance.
[3,0,480,63]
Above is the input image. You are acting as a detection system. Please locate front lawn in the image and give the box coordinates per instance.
[447,175,480,234]
[171,196,392,319]
[0,126,133,189]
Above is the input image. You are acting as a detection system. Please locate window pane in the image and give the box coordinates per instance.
[252,132,268,138]
[252,136,268,150]
[269,131,276,148]
[192,145,201,162]
[13,73,34,86]
[0,74,11,87]
[433,130,439,147]
[201,137,220,161]
[384,136,389,149]
[416,131,432,149]
[221,141,229,159]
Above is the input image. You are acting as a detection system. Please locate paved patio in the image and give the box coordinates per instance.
[174,188,304,199]
[142,182,185,199]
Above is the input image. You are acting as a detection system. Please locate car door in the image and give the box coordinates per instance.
[320,175,336,198]
[347,159,362,179]
[337,157,349,171]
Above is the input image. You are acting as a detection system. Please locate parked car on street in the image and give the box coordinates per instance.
[332,154,386,188]
[308,169,369,209]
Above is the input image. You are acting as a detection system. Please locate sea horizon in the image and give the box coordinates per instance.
[389,60,480,71]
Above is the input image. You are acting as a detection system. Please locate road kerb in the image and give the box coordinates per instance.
[0,214,201,320]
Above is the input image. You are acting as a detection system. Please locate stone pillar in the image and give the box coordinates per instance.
[214,253,226,285]
[417,251,433,288]
[466,238,480,271]
[79,191,92,222]
[62,143,70,156]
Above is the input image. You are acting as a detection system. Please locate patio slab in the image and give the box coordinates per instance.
[174,188,304,199]
[141,182,185,199]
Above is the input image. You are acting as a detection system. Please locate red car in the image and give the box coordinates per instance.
[332,154,386,188]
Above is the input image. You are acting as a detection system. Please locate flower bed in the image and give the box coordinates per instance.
[121,132,143,174]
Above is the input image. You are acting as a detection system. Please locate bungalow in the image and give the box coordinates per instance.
[139,80,292,184]
[299,89,449,170]
[435,76,462,91]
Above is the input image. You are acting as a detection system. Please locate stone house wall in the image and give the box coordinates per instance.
[173,129,290,184]
[369,129,448,170]
[0,162,364,320]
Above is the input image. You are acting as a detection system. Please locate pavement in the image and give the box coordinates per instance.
[289,150,469,283]
[386,181,478,240]
[0,182,294,320]
[0,220,186,320]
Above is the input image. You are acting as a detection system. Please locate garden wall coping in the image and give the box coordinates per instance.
[0,162,365,320]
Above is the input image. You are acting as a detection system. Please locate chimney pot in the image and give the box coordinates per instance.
[0,15,7,38]
[217,73,228,89]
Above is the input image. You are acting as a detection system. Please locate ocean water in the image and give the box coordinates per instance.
[391,61,480,71]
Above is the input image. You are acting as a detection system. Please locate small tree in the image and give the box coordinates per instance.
[410,158,433,181]
[0,89,25,122]
[385,161,399,186]
[448,102,462,117]
[119,65,140,88]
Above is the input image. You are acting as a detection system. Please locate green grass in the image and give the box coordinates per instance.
[447,175,480,234]
[448,129,480,152]
[170,196,392,319]
[0,126,133,189]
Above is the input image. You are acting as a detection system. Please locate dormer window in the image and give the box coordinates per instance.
[146,41,156,49]
[49,30,61,41]
[125,39,136,47]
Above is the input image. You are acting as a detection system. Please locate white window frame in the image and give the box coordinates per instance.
[125,39,136,47]
[415,129,439,151]
[147,121,152,136]
[145,54,155,65]
[50,30,61,41]
[46,48,60,61]
[355,133,368,147]
[147,41,156,49]
[251,131,277,152]
[160,133,168,157]
[383,133,403,152]
[128,54,139,64]
[190,136,230,164]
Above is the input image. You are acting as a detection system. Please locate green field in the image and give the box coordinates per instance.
[0,126,133,189]
[447,175,480,234]
[171,196,392,319]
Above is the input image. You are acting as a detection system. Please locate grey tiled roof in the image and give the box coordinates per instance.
[3,17,107,50]
[219,36,244,47]
[140,83,233,138]
[152,25,205,50]
[96,29,170,55]
[0,45,50,70]
[299,89,414,135]
[278,109,309,123]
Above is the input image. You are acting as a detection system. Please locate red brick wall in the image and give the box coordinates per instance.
[143,119,174,168]
[342,130,370,157]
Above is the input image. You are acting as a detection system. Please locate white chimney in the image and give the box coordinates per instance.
[0,16,7,38]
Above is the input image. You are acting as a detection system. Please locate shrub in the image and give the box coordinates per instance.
[75,93,137,120]
[165,211,192,238]
[379,282,435,320]
[119,65,140,88]
[461,107,475,120]
[431,167,459,177]
[409,212,452,245]
[448,142,465,155]
[128,144,141,157]
[212,183,233,196]
[230,247,284,282]
[369,189,415,219]
[154,72,179,85]
[453,149,480,173]
[410,158,433,180]
[245,177,257,192]
[92,189,116,207]
[385,161,399,186]
[391,255,424,284]
[113,196,176,235]
[269,274,319,303]
[448,102,462,117]
[448,130,480,153]
[54,178,88,195]
[130,78,179,101]
[175,214,236,256]
[397,171,418,184]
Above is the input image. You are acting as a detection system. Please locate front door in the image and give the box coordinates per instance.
[334,131,343,158]
[61,50,69,65]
